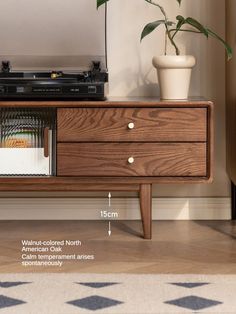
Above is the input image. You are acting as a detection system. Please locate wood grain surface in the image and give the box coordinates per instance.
[0,99,213,193]
[57,143,207,177]
[0,176,212,192]
[0,221,235,274]
[140,184,152,239]
[57,108,207,142]
[0,98,213,108]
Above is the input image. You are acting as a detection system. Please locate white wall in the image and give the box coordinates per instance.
[107,0,230,197]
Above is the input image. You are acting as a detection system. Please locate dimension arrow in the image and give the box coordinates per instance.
[108,221,111,236]
[108,192,111,207]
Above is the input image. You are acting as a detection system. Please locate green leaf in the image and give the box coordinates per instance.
[185,17,208,38]
[176,0,182,5]
[176,15,185,30]
[141,20,174,41]
[97,0,108,9]
[141,20,166,41]
[207,28,233,60]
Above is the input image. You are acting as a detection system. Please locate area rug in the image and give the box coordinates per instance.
[0,274,235,313]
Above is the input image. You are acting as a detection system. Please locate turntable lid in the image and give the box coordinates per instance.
[0,0,107,71]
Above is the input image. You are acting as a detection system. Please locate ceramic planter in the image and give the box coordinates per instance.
[152,55,196,100]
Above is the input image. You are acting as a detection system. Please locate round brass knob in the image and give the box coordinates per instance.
[128,157,134,164]
[128,122,135,130]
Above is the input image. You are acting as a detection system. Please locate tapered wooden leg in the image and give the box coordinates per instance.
[139,184,152,239]
[232,182,236,220]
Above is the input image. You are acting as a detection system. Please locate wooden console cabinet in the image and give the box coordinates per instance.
[0,98,214,239]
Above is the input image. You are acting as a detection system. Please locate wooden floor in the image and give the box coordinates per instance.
[0,220,236,274]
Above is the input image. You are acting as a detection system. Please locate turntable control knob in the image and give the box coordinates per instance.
[51,73,58,79]
[51,71,62,79]
[128,122,135,130]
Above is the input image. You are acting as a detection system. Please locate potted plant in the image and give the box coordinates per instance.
[97,0,232,100]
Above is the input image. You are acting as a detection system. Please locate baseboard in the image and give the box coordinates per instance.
[0,197,231,220]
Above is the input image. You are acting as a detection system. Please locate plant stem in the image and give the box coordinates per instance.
[166,30,180,55]
[165,30,168,55]
[145,0,180,55]
[145,0,167,19]
[170,28,202,39]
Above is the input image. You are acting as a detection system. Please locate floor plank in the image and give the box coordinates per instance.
[0,220,235,274]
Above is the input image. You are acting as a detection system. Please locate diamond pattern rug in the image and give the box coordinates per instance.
[67,295,123,311]
[0,274,235,313]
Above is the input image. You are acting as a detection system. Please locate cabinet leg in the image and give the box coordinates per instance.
[139,184,152,239]
[232,182,236,220]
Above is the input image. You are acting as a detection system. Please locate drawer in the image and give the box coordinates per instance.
[57,143,207,177]
[57,108,207,142]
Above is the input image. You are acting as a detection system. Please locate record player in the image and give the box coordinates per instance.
[0,60,108,100]
[0,0,108,100]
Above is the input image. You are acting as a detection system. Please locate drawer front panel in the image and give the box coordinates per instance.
[57,108,207,142]
[57,143,207,177]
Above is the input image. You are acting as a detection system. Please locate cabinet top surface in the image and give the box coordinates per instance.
[0,97,213,108]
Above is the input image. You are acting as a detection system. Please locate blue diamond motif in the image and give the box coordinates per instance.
[78,282,119,288]
[67,295,123,311]
[170,282,210,289]
[0,295,26,309]
[0,281,31,288]
[165,295,222,311]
